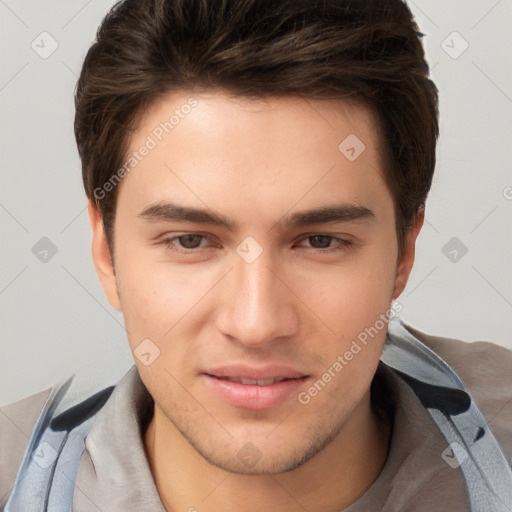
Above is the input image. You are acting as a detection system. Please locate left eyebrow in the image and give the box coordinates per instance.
[274,203,375,230]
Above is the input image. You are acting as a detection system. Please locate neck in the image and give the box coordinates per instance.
[144,390,390,512]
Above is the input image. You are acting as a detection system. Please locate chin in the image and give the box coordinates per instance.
[184,422,339,475]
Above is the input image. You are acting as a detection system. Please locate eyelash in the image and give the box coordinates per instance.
[160,233,353,254]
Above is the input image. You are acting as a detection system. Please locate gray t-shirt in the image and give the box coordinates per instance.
[2,327,512,511]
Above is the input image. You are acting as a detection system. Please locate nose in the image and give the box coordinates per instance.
[215,245,300,348]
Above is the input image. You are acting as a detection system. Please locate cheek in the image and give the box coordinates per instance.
[115,260,208,390]
[301,251,396,332]
[346,259,396,317]
[294,246,397,387]
[115,254,206,346]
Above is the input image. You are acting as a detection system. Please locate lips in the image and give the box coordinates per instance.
[205,363,307,381]
[203,364,309,410]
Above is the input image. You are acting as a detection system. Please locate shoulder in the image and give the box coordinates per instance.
[0,388,51,507]
[406,324,512,395]
[0,379,116,510]
[405,324,512,465]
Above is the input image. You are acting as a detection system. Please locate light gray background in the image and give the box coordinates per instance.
[1,0,511,405]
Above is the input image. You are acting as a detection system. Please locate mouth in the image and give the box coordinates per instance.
[202,368,309,410]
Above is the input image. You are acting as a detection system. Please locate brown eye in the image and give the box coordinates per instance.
[307,235,334,249]
[160,233,214,254]
[176,234,204,249]
[297,234,353,253]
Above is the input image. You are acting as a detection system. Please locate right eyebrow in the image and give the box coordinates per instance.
[138,201,237,232]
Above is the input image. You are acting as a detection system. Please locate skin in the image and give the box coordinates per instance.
[88,90,423,511]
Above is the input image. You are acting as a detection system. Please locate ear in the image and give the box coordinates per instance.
[87,200,122,312]
[392,208,425,300]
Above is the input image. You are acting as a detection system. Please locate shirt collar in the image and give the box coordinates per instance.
[73,365,165,512]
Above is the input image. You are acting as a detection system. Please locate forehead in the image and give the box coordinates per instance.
[116,90,391,224]
[132,90,382,154]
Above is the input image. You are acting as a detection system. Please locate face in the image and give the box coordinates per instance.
[89,91,420,474]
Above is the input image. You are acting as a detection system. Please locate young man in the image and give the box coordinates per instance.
[1,0,511,510]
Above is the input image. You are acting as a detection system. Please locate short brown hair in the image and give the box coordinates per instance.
[74,0,439,257]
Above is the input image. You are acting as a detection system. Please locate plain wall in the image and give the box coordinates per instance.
[1,0,511,405]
